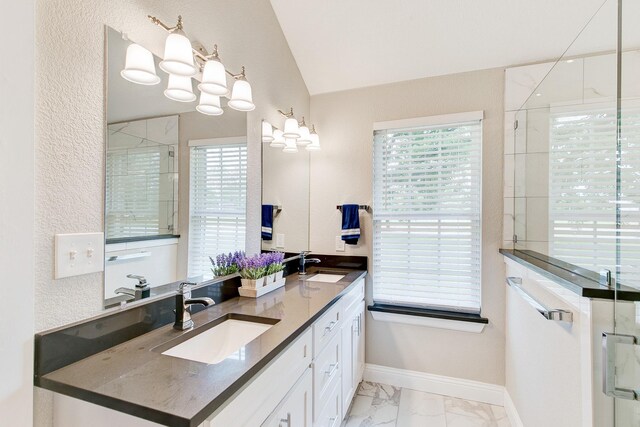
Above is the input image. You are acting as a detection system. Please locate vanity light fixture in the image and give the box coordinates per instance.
[306,125,321,151]
[197,92,223,115]
[296,117,312,146]
[280,108,301,139]
[262,121,274,143]
[149,15,198,77]
[270,129,286,148]
[198,44,228,96]
[227,67,255,111]
[282,138,299,153]
[121,43,161,85]
[164,74,196,102]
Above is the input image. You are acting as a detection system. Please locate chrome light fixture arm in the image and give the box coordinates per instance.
[147,15,184,33]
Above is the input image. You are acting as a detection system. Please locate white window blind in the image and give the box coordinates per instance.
[105,145,167,239]
[373,115,483,313]
[188,142,247,278]
[549,106,640,289]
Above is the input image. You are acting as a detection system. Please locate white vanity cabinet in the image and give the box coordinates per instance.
[51,277,367,427]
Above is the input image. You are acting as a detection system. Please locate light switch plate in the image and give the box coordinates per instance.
[276,233,285,248]
[335,236,345,252]
[55,232,105,279]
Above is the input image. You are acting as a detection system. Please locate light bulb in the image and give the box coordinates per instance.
[227,78,255,111]
[283,117,301,139]
[159,32,197,77]
[164,74,196,102]
[198,58,228,96]
[282,138,299,153]
[262,121,274,143]
[270,129,286,148]
[197,92,223,115]
[121,44,161,85]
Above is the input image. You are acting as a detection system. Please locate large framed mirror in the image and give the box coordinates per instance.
[104,27,248,307]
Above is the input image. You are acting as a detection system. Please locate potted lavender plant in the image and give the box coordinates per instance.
[209,251,245,277]
[239,254,268,288]
[264,252,285,284]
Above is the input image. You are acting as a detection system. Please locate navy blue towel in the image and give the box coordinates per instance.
[341,204,360,245]
[262,205,273,240]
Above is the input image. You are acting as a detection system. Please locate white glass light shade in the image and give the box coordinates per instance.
[282,117,301,139]
[270,129,286,148]
[306,132,321,151]
[227,79,255,111]
[198,59,228,96]
[282,138,299,153]
[159,32,197,77]
[164,74,196,102]
[296,125,312,146]
[121,44,161,85]
[262,121,274,143]
[196,92,223,115]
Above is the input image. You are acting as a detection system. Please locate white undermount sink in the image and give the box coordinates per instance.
[161,318,275,364]
[305,273,345,283]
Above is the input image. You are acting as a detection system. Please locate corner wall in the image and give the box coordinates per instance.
[0,1,35,425]
[309,68,506,385]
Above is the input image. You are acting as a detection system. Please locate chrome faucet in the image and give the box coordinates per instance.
[115,274,151,300]
[299,251,321,275]
[174,282,215,330]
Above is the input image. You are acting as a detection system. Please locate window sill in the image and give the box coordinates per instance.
[367,304,488,333]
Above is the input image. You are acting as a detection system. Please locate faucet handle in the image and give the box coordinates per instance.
[127,274,148,287]
[178,281,196,293]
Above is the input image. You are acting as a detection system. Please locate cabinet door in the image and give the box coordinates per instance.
[341,310,356,413]
[263,369,313,427]
[355,302,365,382]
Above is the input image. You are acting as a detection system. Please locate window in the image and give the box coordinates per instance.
[372,112,483,314]
[188,138,247,279]
[105,144,176,239]
[549,105,640,289]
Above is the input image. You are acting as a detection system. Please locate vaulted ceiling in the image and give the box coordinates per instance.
[270,0,615,95]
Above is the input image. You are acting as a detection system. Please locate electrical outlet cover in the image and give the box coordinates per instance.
[335,236,345,252]
[55,232,105,279]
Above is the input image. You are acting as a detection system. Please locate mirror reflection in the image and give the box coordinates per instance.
[261,117,312,254]
[104,27,247,307]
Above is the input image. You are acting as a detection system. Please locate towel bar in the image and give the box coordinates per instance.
[106,251,151,262]
[336,205,371,213]
[506,277,573,323]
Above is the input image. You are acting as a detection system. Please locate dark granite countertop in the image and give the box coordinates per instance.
[500,249,640,301]
[38,269,367,427]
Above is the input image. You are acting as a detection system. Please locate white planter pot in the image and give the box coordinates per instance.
[265,273,276,284]
[275,271,284,281]
[241,277,265,288]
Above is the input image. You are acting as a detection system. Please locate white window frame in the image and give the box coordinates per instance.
[371,111,485,330]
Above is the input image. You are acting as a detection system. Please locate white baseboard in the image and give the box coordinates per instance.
[503,390,524,427]
[364,364,504,405]
[363,364,524,426]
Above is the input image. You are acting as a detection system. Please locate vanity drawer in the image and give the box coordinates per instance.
[342,278,364,317]
[314,377,342,427]
[207,328,312,427]
[313,302,341,358]
[313,332,341,420]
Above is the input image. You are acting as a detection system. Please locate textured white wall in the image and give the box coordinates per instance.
[0,1,35,426]
[309,68,506,385]
[34,0,309,425]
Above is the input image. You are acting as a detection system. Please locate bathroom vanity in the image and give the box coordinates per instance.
[36,268,366,427]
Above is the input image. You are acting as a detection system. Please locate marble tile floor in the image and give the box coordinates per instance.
[342,381,511,427]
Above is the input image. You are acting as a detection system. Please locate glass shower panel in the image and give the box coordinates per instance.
[614,0,640,424]
[512,0,620,278]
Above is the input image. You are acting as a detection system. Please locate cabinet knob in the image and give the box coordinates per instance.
[279,412,291,426]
